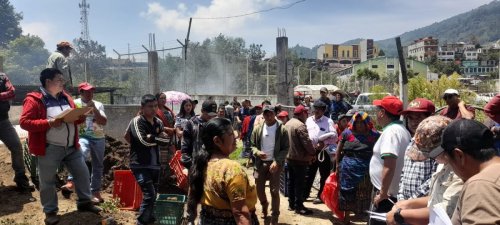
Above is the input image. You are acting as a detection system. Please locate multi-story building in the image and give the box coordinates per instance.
[317,39,379,67]
[317,43,360,67]
[359,39,379,62]
[464,49,480,60]
[437,51,455,62]
[462,60,498,77]
[407,37,439,61]
[332,57,430,80]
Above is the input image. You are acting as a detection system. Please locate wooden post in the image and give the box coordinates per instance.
[276,32,292,106]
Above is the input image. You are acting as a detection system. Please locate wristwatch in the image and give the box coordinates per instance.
[394,208,405,224]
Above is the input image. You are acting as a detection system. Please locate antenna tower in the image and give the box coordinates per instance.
[79,0,90,41]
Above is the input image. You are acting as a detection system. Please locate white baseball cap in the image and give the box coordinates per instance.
[443,89,459,95]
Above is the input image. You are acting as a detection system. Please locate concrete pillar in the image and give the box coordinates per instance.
[148,51,160,94]
[276,36,292,106]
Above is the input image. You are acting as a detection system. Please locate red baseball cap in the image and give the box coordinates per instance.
[57,41,73,49]
[294,91,304,98]
[373,96,403,116]
[401,98,435,115]
[293,105,308,115]
[277,111,289,118]
[78,82,95,92]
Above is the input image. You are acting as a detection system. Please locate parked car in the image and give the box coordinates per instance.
[352,92,391,113]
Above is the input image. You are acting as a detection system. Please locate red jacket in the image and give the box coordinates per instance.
[20,91,82,156]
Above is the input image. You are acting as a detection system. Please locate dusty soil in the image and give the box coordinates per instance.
[0,141,367,225]
[0,145,137,225]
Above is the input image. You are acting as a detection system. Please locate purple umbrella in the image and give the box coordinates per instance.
[163,91,191,105]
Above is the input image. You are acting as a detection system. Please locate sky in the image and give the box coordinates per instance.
[11,0,494,58]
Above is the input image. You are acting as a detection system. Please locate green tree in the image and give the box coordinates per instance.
[248,43,266,93]
[408,75,433,102]
[0,0,23,47]
[71,38,109,84]
[378,49,385,57]
[357,67,380,80]
[1,35,49,84]
[369,85,388,101]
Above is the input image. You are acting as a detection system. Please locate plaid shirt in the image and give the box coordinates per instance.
[397,140,439,201]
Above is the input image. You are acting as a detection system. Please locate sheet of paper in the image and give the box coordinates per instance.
[366,211,387,222]
[429,206,452,225]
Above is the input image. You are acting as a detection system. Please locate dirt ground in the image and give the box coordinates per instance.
[0,144,367,225]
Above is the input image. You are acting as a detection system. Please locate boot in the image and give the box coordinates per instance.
[44,212,60,225]
[77,202,102,214]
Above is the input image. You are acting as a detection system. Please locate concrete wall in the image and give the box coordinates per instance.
[9,105,140,142]
[102,105,140,141]
[8,94,279,141]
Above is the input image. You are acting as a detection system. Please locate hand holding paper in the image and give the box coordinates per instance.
[55,107,92,123]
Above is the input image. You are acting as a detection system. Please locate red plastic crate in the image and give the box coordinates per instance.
[169,151,188,191]
[113,170,143,210]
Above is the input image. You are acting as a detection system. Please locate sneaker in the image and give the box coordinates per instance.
[295,207,313,215]
[92,192,105,204]
[44,212,60,225]
[60,181,74,199]
[312,198,323,204]
[77,202,102,214]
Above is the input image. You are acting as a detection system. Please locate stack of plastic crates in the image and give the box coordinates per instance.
[279,163,289,197]
[154,194,186,225]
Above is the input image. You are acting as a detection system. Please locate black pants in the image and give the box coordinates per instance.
[287,164,308,209]
[304,155,332,199]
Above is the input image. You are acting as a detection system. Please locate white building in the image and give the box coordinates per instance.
[437,51,455,62]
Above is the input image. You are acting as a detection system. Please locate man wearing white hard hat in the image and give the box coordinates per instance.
[439,89,475,120]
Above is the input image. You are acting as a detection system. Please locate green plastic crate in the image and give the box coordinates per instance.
[154,194,186,225]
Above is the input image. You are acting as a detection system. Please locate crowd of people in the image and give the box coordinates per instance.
[0,41,499,225]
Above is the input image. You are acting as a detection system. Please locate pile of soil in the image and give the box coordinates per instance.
[101,136,185,195]
[102,135,131,193]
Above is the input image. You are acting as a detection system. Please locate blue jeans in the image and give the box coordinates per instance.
[37,144,92,213]
[0,119,29,186]
[68,137,105,193]
[131,168,160,225]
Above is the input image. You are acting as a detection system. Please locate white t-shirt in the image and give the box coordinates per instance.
[74,98,106,139]
[369,121,411,197]
[261,122,278,161]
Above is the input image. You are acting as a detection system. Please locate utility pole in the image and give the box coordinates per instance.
[396,37,409,108]
[246,58,249,96]
[178,18,192,93]
[267,60,270,96]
